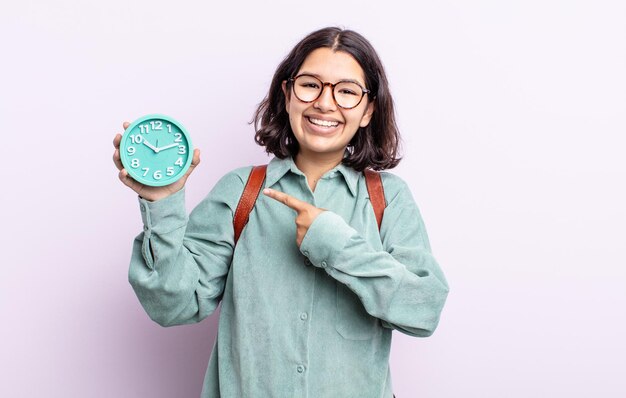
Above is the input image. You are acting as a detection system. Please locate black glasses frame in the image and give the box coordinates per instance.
[288,74,371,109]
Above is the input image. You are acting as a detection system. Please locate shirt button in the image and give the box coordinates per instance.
[143,225,149,231]
[140,204,146,212]
[304,258,312,266]
[303,250,309,257]
[297,365,305,373]
[300,312,308,320]
[321,261,327,268]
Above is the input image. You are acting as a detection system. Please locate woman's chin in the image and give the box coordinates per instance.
[299,142,347,158]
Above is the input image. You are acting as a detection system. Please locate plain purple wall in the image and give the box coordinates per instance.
[2,1,625,397]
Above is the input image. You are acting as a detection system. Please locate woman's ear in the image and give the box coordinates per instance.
[282,81,290,112]
[359,100,375,128]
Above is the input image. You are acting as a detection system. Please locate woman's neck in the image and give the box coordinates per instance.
[294,150,344,192]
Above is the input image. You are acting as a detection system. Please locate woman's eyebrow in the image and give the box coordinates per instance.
[298,71,365,86]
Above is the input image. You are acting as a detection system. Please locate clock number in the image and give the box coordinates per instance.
[131,159,140,168]
[178,145,186,154]
[142,167,150,177]
[167,124,172,133]
[175,157,184,167]
[153,170,162,180]
[166,167,174,176]
[139,124,149,134]
[127,146,136,155]
[174,133,182,142]
[130,134,143,144]
[150,121,163,130]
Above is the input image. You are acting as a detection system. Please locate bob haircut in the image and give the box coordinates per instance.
[253,27,402,171]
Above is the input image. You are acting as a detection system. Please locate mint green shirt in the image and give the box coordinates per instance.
[128,155,449,398]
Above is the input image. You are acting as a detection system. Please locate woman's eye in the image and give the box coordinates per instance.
[339,89,358,96]
[302,83,320,89]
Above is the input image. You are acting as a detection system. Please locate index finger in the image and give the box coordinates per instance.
[263,188,307,212]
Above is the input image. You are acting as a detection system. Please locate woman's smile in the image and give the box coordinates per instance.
[304,114,343,135]
[306,116,340,128]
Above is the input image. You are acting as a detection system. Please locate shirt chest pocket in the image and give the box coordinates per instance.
[335,282,379,340]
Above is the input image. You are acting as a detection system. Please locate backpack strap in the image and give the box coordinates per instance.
[364,169,386,231]
[233,165,386,246]
[233,165,267,245]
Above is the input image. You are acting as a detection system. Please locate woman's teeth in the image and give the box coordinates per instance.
[308,117,339,127]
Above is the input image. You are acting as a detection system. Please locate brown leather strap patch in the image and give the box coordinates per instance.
[364,169,386,231]
[233,165,267,245]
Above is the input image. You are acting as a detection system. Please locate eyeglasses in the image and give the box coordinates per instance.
[288,74,370,109]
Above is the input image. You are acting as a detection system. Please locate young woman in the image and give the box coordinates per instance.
[113,27,449,398]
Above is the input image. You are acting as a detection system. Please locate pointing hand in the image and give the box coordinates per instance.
[262,188,325,247]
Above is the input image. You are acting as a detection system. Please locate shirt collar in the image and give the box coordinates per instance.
[265,155,360,197]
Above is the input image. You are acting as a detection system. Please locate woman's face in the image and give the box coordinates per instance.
[282,47,375,161]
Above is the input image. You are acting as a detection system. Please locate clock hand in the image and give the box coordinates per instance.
[156,142,180,151]
[142,139,159,153]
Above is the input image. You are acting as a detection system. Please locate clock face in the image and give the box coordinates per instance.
[120,114,193,187]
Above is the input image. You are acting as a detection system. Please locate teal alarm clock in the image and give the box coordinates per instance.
[120,114,193,186]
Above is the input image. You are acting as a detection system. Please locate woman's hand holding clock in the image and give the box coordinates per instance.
[113,121,201,202]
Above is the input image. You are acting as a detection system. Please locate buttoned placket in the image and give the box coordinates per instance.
[293,172,319,397]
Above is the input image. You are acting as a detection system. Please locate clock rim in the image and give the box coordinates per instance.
[120,113,194,187]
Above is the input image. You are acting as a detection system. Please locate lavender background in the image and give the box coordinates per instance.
[2,1,625,397]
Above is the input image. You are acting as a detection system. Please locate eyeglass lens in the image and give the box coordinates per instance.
[293,75,364,109]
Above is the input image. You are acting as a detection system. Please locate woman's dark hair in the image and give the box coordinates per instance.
[252,27,401,171]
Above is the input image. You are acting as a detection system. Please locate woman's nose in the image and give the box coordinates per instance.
[314,85,337,112]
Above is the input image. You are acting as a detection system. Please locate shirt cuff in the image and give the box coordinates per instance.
[299,211,355,269]
[138,188,187,235]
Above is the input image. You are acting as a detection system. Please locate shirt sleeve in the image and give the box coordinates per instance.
[127,169,248,327]
[299,173,449,337]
